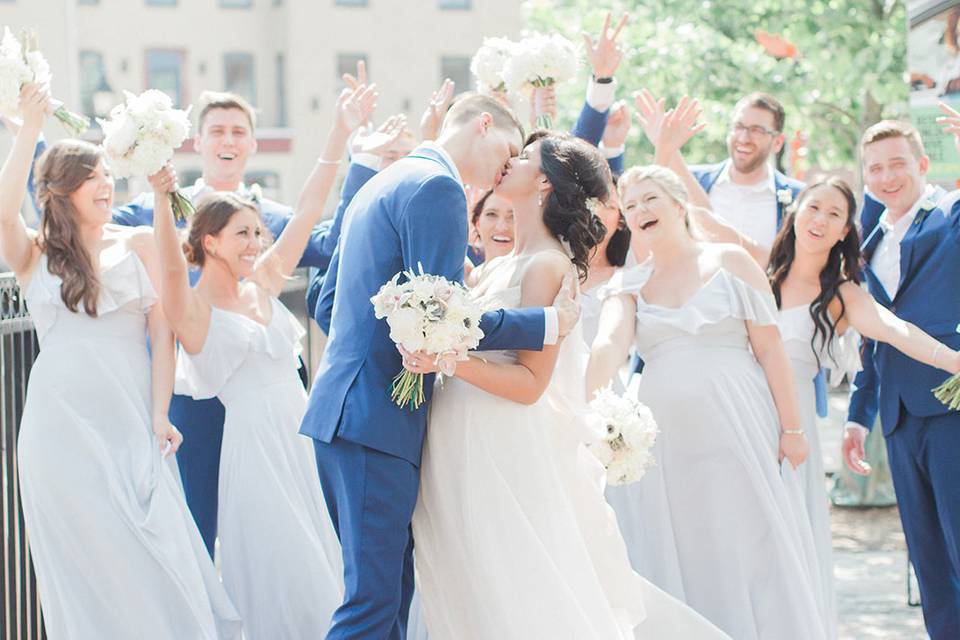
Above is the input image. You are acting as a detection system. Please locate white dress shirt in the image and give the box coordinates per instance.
[709,163,779,249]
[418,141,560,345]
[870,185,937,301]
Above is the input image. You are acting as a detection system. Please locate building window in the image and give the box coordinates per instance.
[439,0,470,8]
[224,52,256,106]
[275,53,287,127]
[440,56,472,92]
[146,49,185,107]
[219,0,252,6]
[336,53,367,84]
[335,0,368,6]
[146,0,177,6]
[78,51,108,117]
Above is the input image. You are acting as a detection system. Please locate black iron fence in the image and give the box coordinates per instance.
[0,272,44,640]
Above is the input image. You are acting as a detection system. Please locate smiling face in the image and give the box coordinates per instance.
[194,107,257,187]
[727,105,783,175]
[203,206,264,278]
[474,193,515,260]
[792,184,852,254]
[862,135,929,217]
[68,158,115,226]
[620,178,687,248]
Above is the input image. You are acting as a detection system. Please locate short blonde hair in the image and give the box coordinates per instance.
[860,120,925,159]
[618,165,696,236]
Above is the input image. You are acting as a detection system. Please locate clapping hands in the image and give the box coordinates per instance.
[334,83,379,136]
[420,79,455,142]
[634,89,705,162]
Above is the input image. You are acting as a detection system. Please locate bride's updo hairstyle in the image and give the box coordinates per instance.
[618,165,697,236]
[183,192,261,266]
[529,131,609,281]
[35,140,107,316]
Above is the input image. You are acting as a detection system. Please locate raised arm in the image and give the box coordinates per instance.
[0,84,47,277]
[255,84,376,294]
[586,292,637,395]
[148,165,210,354]
[839,281,960,375]
[723,247,807,468]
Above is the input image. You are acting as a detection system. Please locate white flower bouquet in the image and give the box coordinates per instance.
[0,28,88,135]
[470,37,517,94]
[371,265,485,410]
[98,89,194,223]
[501,33,579,129]
[587,385,659,485]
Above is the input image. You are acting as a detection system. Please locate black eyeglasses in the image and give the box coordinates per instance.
[729,121,779,138]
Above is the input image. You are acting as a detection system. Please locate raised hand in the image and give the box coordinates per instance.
[582,11,629,79]
[937,101,960,155]
[19,82,51,131]
[352,114,408,156]
[655,96,706,161]
[335,83,379,135]
[341,58,367,91]
[420,78,455,142]
[531,85,558,128]
[633,88,666,146]
[602,100,631,149]
[148,163,179,195]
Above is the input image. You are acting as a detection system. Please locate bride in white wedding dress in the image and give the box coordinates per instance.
[406,133,727,639]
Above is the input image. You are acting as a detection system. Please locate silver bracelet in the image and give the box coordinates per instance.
[316,157,340,165]
[781,429,805,436]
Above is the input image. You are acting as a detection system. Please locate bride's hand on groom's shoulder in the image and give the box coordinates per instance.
[554,272,581,337]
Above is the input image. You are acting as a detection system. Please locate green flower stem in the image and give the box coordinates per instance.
[933,372,960,411]
[391,369,425,411]
[53,105,89,137]
[170,189,195,225]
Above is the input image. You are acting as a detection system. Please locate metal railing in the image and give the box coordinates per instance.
[0,273,45,640]
[0,268,316,640]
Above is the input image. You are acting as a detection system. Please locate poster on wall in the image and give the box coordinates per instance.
[909,0,960,186]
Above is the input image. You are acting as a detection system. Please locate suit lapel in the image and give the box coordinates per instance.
[894,204,933,302]
[702,161,725,193]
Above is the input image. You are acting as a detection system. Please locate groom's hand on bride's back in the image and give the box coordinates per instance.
[554,273,581,337]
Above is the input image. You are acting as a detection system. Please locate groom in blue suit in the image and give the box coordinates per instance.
[843,120,960,639]
[301,94,576,639]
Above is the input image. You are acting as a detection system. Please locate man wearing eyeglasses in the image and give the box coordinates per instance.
[690,92,803,261]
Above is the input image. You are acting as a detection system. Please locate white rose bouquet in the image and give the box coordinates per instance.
[98,89,194,223]
[0,28,88,135]
[587,385,659,485]
[501,33,579,129]
[371,265,485,410]
[470,37,516,94]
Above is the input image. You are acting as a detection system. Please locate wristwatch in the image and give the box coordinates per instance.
[593,75,614,84]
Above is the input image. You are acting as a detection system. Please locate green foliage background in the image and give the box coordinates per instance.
[524,0,907,175]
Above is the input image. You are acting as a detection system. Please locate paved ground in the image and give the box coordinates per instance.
[820,392,927,639]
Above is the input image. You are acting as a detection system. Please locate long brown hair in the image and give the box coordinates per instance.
[182,192,260,267]
[767,177,861,367]
[35,140,106,316]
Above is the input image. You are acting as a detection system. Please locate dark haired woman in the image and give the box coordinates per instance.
[407,134,725,639]
[768,177,960,637]
[150,85,376,638]
[3,85,241,638]
[465,190,514,281]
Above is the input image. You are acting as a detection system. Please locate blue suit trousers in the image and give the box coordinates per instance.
[886,408,960,640]
[314,436,419,640]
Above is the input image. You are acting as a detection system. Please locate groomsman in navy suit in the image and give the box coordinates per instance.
[843,120,960,639]
[112,91,339,554]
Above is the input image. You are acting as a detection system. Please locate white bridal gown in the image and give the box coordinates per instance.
[17,250,242,640]
[779,304,862,639]
[175,293,343,639]
[606,263,831,640]
[412,252,728,640]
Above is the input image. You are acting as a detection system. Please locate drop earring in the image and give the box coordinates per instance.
[538,192,543,207]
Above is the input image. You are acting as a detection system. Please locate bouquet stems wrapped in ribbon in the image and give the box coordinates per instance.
[934,372,960,410]
[371,265,485,411]
[587,385,659,486]
[98,90,194,223]
[0,28,88,136]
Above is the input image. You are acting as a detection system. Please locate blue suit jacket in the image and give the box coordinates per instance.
[848,186,960,435]
[690,160,804,230]
[305,161,378,319]
[571,100,625,176]
[112,183,334,273]
[301,145,547,465]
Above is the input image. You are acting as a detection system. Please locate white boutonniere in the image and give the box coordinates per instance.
[776,188,793,206]
[248,183,263,204]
